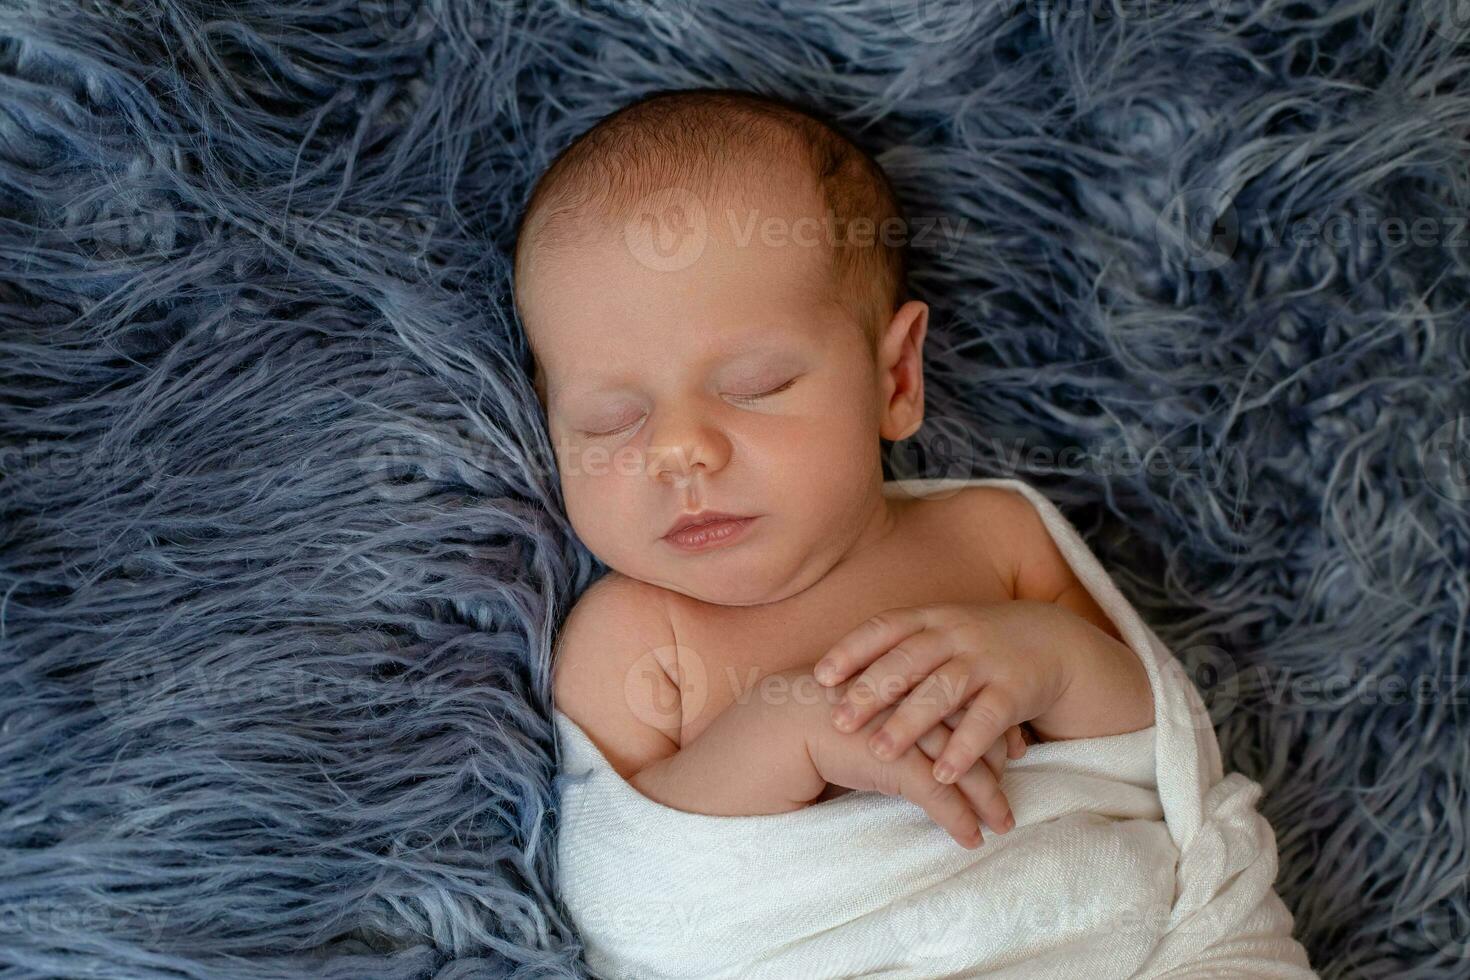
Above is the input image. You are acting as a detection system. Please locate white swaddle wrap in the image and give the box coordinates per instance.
[552,477,1317,979]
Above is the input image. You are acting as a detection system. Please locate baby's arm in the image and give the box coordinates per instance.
[1028,619,1154,741]
[1005,525,1152,740]
[997,493,1155,741]
[641,669,1001,847]
[553,575,829,817]
[631,673,827,816]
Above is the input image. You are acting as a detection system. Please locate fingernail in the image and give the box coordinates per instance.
[815,661,835,684]
[870,732,893,757]
[933,761,956,783]
[831,705,853,729]
[1003,810,1015,831]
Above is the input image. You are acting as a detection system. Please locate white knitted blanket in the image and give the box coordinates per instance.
[553,477,1318,979]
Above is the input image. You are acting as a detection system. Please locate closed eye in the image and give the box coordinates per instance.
[730,377,798,402]
[578,377,799,438]
[580,418,642,439]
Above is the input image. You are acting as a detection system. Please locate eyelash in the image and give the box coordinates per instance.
[580,378,799,438]
[732,377,798,402]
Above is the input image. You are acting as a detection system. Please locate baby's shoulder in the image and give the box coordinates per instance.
[947,483,1124,639]
[552,572,682,779]
[920,483,1046,599]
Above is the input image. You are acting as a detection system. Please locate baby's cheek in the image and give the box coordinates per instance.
[562,478,634,550]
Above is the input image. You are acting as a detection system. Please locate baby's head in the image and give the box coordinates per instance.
[513,88,930,607]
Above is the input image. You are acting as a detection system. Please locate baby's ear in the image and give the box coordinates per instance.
[876,300,928,441]
[895,415,924,442]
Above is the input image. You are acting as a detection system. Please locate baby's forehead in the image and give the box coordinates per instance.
[542,141,824,241]
[522,184,837,299]
[515,156,848,379]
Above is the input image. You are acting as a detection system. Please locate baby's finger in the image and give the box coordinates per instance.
[1006,725,1026,759]
[932,686,1016,785]
[916,723,1012,838]
[865,658,979,766]
[914,724,1012,839]
[815,607,934,687]
[915,715,977,768]
[982,734,1009,778]
[926,717,1021,778]
[957,744,1015,836]
[918,718,1017,836]
[831,631,951,740]
[961,723,1026,762]
[889,742,983,849]
[913,722,951,763]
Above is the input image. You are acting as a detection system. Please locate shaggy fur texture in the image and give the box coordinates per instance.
[2,1,1468,977]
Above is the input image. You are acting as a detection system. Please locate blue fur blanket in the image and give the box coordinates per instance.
[2,1,1467,977]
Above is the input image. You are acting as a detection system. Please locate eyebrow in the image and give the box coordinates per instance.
[550,337,806,401]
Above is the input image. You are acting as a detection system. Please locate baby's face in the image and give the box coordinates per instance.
[520,179,925,606]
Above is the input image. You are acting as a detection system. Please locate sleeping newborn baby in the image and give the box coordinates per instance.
[513,88,1315,979]
[514,86,1154,842]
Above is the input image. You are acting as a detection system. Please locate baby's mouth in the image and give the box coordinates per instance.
[661,515,760,552]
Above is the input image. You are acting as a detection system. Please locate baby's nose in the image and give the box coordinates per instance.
[648,417,728,483]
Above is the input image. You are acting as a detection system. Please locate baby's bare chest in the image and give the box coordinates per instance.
[668,497,1015,747]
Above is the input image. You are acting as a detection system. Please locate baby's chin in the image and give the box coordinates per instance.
[643,562,787,608]
[640,541,809,607]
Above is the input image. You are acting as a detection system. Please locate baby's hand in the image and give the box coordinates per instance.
[788,670,1022,849]
[814,600,1074,794]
